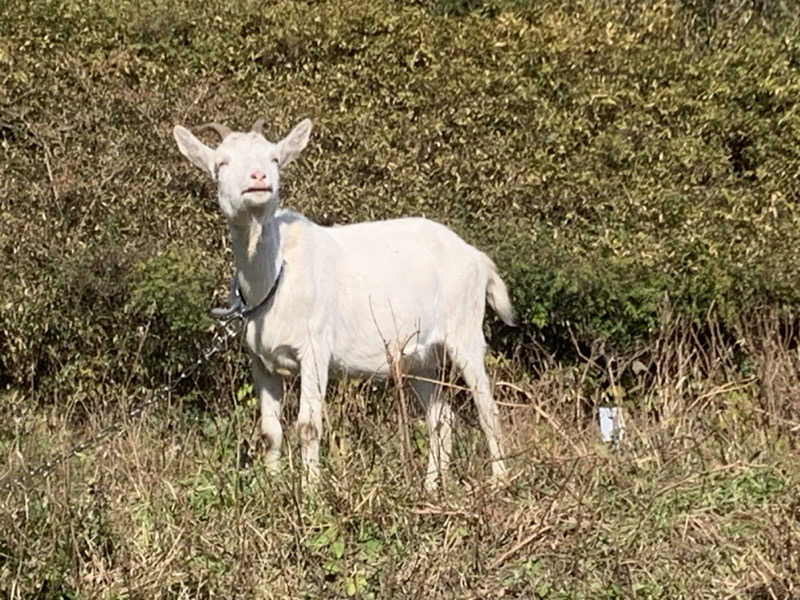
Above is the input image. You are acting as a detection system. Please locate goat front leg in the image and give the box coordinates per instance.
[297,351,329,487]
[251,357,284,473]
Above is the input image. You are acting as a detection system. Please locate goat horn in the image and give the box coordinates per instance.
[251,119,266,134]
[196,122,232,140]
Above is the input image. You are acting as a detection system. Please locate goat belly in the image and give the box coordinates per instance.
[256,349,300,376]
[329,334,393,377]
[246,319,302,376]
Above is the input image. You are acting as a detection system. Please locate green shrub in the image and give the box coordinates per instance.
[126,244,215,338]
[1,0,798,395]
[0,238,219,405]
[0,239,133,395]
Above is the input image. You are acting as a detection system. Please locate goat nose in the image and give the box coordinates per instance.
[250,169,266,181]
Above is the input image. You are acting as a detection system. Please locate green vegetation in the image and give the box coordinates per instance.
[1,0,799,597]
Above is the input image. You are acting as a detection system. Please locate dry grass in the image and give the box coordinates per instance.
[2,315,799,599]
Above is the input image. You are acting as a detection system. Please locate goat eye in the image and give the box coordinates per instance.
[213,158,229,178]
[271,157,280,165]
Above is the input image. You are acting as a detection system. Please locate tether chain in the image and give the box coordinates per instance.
[0,314,245,496]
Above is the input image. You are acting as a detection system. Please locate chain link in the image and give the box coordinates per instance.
[1,315,245,496]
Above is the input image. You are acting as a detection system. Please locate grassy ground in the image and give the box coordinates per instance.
[3,316,800,598]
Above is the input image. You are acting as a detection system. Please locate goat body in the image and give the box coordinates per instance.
[173,118,515,490]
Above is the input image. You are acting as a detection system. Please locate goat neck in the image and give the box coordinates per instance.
[228,214,283,309]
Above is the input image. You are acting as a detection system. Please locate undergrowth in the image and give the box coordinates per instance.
[2,312,799,597]
[2,0,800,397]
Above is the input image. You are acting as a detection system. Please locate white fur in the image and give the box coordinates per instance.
[173,119,516,491]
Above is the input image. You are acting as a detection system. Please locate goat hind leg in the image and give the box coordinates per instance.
[411,377,452,492]
[453,350,507,479]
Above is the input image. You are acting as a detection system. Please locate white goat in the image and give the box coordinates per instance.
[172,118,516,491]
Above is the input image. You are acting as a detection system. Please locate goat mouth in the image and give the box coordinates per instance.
[243,187,272,194]
[242,190,274,211]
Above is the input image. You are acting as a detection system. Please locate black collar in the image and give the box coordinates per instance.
[239,260,285,317]
[211,261,286,322]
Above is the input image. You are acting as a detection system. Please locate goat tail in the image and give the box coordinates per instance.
[485,257,517,326]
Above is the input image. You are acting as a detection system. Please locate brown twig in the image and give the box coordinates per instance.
[488,525,553,569]
[496,380,585,455]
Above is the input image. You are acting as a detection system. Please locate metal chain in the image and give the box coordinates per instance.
[1,314,245,496]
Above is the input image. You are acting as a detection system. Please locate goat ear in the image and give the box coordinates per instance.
[173,125,215,177]
[276,118,312,167]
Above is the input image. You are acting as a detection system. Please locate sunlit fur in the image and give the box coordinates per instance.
[173,119,516,491]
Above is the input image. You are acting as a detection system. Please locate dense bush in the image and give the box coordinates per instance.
[1,0,798,398]
[3,6,800,597]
